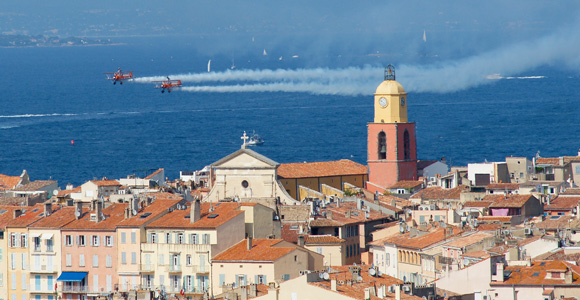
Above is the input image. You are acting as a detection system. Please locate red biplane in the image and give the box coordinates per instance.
[105,68,134,85]
[153,77,182,93]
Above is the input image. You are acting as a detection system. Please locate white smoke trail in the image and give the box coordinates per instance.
[134,19,580,95]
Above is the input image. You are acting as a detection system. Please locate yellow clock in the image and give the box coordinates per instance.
[379,97,387,107]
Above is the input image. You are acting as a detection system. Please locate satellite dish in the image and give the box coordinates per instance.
[53,190,59,196]
[323,272,330,280]
[75,210,80,217]
[319,272,324,279]
[369,268,376,276]
[132,209,137,216]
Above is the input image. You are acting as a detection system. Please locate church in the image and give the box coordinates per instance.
[202,65,418,202]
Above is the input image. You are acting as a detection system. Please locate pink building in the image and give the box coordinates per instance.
[59,201,127,300]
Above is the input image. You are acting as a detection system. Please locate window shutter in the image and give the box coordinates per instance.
[264,275,267,284]
[89,236,93,246]
[146,233,151,243]
[243,275,247,286]
[254,275,258,284]
[110,235,114,246]
[219,274,225,287]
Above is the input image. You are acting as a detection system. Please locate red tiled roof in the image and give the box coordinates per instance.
[486,183,519,190]
[117,199,181,227]
[305,235,345,244]
[462,250,490,259]
[90,180,121,186]
[410,185,467,200]
[62,203,128,230]
[0,205,28,228]
[5,203,47,227]
[389,180,423,189]
[213,239,295,262]
[487,194,536,208]
[146,202,243,229]
[277,159,367,178]
[144,168,164,179]
[29,206,88,228]
[536,158,562,166]
[544,196,580,211]
[491,261,580,286]
[463,201,493,208]
[0,174,20,190]
[58,186,81,196]
[381,227,463,250]
[443,232,493,249]
[313,201,392,227]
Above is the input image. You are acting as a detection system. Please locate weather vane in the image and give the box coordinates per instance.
[384,64,395,81]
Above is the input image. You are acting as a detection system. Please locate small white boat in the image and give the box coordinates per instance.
[207,59,211,72]
[263,49,267,56]
[247,131,264,146]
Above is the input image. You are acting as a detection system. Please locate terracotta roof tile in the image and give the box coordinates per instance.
[314,201,392,226]
[213,239,295,262]
[90,180,121,186]
[117,199,181,227]
[486,183,520,190]
[29,206,88,228]
[146,202,243,229]
[544,196,580,211]
[410,185,467,200]
[0,174,20,190]
[277,159,367,178]
[382,227,463,250]
[305,235,345,244]
[462,250,490,259]
[536,157,562,166]
[62,203,128,230]
[487,194,536,208]
[443,232,493,249]
[144,168,164,179]
[58,186,81,196]
[535,215,577,230]
[388,180,424,189]
[561,188,580,195]
[281,222,308,243]
[376,194,414,209]
[5,203,47,227]
[0,206,27,228]
[11,180,57,191]
[0,197,29,206]
[491,261,580,286]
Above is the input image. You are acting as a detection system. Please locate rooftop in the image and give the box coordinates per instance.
[410,185,467,200]
[11,180,57,191]
[487,194,536,208]
[443,232,493,249]
[491,261,580,286]
[277,159,367,179]
[62,203,128,230]
[305,235,345,245]
[486,183,520,190]
[146,202,244,229]
[0,174,20,190]
[90,179,121,186]
[388,180,423,189]
[213,239,295,262]
[544,196,580,211]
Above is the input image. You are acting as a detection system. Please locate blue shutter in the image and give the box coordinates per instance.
[264,275,267,284]
[219,274,225,287]
[243,275,247,286]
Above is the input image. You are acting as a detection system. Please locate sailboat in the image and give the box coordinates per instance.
[230,55,236,70]
[207,59,211,72]
[423,30,427,43]
[263,49,267,56]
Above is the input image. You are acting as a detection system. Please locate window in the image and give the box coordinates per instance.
[9,233,17,247]
[21,274,26,290]
[105,236,113,247]
[403,130,410,160]
[93,255,99,267]
[316,247,322,254]
[65,254,72,267]
[106,255,112,268]
[35,275,40,291]
[177,233,184,244]
[166,233,171,244]
[241,180,249,188]
[33,237,41,252]
[79,254,85,267]
[47,276,53,291]
[186,255,192,266]
[21,234,27,248]
[78,235,86,246]
[131,252,137,264]
[202,234,209,244]
[257,275,265,284]
[190,234,197,244]
[131,232,136,244]
[121,252,127,264]
[46,239,53,252]
[65,235,73,246]
[150,233,157,244]
[91,235,99,246]
[186,276,193,291]
[520,172,524,178]
[121,232,126,244]
[159,254,164,265]
[378,131,386,160]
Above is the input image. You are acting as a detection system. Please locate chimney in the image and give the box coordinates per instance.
[395,285,401,300]
[95,200,103,222]
[391,198,396,207]
[336,199,340,208]
[247,236,253,250]
[346,211,351,218]
[330,279,337,291]
[240,286,248,300]
[91,199,98,211]
[357,199,362,210]
[327,211,333,220]
[364,288,370,300]
[190,200,201,223]
[249,284,257,297]
[565,268,573,284]
[13,209,22,219]
[297,235,305,247]
[75,201,83,219]
[496,263,504,282]
[124,207,131,219]
[44,202,52,216]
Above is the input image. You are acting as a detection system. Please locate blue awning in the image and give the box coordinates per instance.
[57,272,88,282]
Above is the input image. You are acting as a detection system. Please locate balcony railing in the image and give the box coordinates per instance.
[61,286,89,293]
[169,264,182,272]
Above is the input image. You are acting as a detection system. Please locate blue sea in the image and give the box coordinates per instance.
[1,37,580,186]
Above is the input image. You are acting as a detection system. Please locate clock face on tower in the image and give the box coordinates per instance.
[379,97,387,108]
[400,97,405,106]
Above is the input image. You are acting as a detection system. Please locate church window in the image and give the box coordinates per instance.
[403,130,410,160]
[378,132,386,160]
[241,180,249,188]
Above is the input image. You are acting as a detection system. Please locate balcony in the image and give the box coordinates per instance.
[60,285,89,293]
[30,265,58,273]
[140,264,156,273]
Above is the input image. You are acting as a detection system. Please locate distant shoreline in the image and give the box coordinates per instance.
[0,43,126,49]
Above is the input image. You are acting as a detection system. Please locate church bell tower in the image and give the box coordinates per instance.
[367,65,417,190]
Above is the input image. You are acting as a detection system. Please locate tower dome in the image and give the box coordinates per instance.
[375,80,405,95]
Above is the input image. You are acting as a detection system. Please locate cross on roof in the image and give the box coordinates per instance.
[241,131,249,149]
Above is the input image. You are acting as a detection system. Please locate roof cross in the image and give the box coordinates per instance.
[241,131,249,149]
